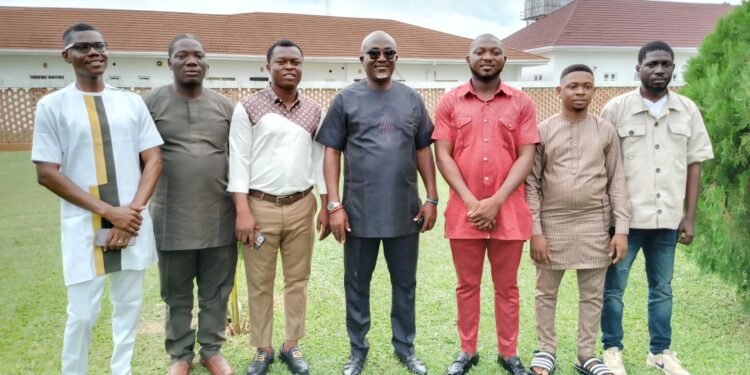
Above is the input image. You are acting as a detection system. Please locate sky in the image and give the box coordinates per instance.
[0,0,742,39]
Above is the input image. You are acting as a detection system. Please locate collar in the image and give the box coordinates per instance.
[266,86,301,109]
[457,80,513,99]
[627,88,686,116]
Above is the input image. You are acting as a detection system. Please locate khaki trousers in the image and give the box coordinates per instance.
[243,193,316,348]
[535,267,607,358]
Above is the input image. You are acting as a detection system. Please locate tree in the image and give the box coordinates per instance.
[682,2,750,307]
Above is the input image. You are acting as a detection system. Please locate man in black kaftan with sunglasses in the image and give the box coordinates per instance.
[316,30,438,375]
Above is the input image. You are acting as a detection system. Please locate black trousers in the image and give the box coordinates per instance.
[157,244,238,361]
[344,233,419,358]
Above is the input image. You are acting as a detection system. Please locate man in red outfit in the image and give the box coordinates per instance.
[433,34,539,375]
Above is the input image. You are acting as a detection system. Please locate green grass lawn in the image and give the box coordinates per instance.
[1,150,748,374]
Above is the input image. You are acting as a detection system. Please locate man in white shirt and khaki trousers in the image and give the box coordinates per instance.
[227,39,329,375]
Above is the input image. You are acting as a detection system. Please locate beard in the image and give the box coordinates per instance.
[642,78,671,95]
[469,65,503,82]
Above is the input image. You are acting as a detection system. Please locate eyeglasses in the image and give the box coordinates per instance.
[365,49,397,60]
[64,42,108,53]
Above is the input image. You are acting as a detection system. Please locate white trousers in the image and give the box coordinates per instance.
[61,269,145,375]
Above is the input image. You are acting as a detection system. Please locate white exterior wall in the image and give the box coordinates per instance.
[519,47,696,86]
[0,52,529,88]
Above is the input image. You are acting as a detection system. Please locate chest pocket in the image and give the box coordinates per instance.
[667,122,691,158]
[498,118,518,132]
[496,118,518,154]
[617,124,646,159]
[452,116,472,150]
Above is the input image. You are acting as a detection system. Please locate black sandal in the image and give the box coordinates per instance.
[574,357,613,375]
[529,350,556,375]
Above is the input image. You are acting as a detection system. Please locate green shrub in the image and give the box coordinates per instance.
[682,2,750,307]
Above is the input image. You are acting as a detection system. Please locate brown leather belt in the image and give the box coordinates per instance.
[248,187,313,206]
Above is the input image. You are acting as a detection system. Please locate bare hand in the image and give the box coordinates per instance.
[468,198,500,230]
[414,203,437,232]
[530,234,550,265]
[105,227,136,250]
[475,219,496,232]
[677,218,695,245]
[329,209,351,243]
[102,206,143,234]
[317,209,331,240]
[236,211,259,245]
[609,233,628,264]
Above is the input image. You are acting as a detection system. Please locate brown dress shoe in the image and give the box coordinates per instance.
[201,354,234,375]
[168,360,191,375]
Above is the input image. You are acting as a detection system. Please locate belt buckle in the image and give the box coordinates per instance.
[275,195,286,206]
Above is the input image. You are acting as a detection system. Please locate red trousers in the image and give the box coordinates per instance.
[450,239,524,357]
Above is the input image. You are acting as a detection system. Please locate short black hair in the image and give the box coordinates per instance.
[168,33,205,57]
[560,63,594,81]
[62,23,98,47]
[638,40,674,63]
[266,39,303,63]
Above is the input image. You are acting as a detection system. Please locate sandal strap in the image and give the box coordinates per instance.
[530,351,556,371]
[581,358,612,375]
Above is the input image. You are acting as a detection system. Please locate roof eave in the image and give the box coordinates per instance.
[526,45,699,54]
[0,49,548,65]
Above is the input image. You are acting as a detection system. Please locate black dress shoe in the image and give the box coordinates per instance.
[396,352,428,375]
[342,354,366,375]
[279,345,309,375]
[498,355,529,375]
[246,350,274,375]
[447,352,479,375]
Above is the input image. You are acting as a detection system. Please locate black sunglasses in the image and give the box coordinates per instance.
[64,42,108,53]
[365,49,397,60]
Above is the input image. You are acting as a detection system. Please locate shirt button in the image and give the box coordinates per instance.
[655,144,660,150]
[628,130,634,135]
[657,193,661,198]
[483,138,489,143]
[655,121,659,127]
[657,209,663,214]
[483,119,488,123]
[484,176,489,181]
[656,168,661,173]
[483,157,488,161]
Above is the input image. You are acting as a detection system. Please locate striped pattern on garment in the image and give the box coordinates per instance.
[526,113,631,269]
[535,267,607,358]
[84,95,122,275]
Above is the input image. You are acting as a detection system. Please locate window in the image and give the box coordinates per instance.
[108,75,121,80]
[604,73,617,81]
[138,75,150,80]
[249,76,269,82]
[533,74,543,81]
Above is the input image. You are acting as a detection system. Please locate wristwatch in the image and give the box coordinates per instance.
[327,201,342,212]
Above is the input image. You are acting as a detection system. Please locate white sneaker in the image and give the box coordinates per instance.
[603,347,627,375]
[647,350,690,375]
